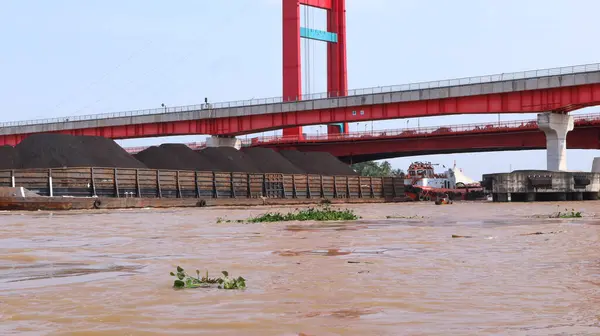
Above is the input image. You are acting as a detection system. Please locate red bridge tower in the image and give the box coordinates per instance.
[282,0,349,138]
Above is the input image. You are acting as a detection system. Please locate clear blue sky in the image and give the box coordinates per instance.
[1,0,599,178]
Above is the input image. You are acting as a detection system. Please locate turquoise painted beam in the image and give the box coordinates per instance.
[300,27,338,43]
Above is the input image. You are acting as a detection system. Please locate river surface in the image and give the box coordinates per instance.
[0,202,599,336]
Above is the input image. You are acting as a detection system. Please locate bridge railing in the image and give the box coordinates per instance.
[2,63,600,128]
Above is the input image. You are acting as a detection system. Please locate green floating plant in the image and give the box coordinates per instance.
[550,207,582,218]
[170,266,246,290]
[247,205,359,223]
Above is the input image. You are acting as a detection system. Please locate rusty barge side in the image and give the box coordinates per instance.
[0,168,406,211]
[0,195,390,211]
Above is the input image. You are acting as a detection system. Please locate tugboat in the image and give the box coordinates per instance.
[403,161,484,201]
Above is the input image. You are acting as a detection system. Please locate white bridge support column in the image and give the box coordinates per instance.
[205,136,241,150]
[537,112,574,171]
[592,158,600,172]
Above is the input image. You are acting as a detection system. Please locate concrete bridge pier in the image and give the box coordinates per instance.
[592,158,600,172]
[537,112,574,171]
[205,136,241,150]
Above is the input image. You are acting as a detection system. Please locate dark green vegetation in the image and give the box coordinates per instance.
[351,160,404,177]
[531,206,583,219]
[247,205,360,223]
[216,205,360,223]
[551,208,582,218]
[531,206,584,219]
[170,266,246,290]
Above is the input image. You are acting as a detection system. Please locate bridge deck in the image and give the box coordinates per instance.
[123,112,600,154]
[2,63,600,136]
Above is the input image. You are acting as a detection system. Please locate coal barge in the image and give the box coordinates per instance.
[0,134,405,210]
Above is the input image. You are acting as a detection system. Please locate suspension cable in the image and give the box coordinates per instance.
[303,5,311,96]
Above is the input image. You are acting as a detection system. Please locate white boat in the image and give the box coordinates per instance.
[403,161,483,201]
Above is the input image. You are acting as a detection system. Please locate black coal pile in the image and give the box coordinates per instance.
[279,150,357,175]
[0,145,20,169]
[199,147,261,173]
[158,144,217,171]
[134,146,188,170]
[241,147,305,174]
[16,134,146,169]
[1,133,357,176]
[135,144,217,171]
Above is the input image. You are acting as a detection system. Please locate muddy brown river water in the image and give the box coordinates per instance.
[0,202,599,336]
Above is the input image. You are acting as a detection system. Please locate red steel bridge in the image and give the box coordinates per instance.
[1,0,600,170]
[0,62,599,147]
[123,112,600,163]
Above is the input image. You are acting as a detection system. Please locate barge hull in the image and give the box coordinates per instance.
[0,196,389,211]
[0,167,407,210]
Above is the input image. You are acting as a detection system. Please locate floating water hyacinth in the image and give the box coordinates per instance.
[170,266,246,290]
[553,207,582,218]
[247,205,359,223]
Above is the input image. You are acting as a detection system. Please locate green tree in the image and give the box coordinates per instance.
[391,168,405,177]
[351,160,404,177]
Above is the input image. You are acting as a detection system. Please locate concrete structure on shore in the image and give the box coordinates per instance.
[482,170,599,202]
